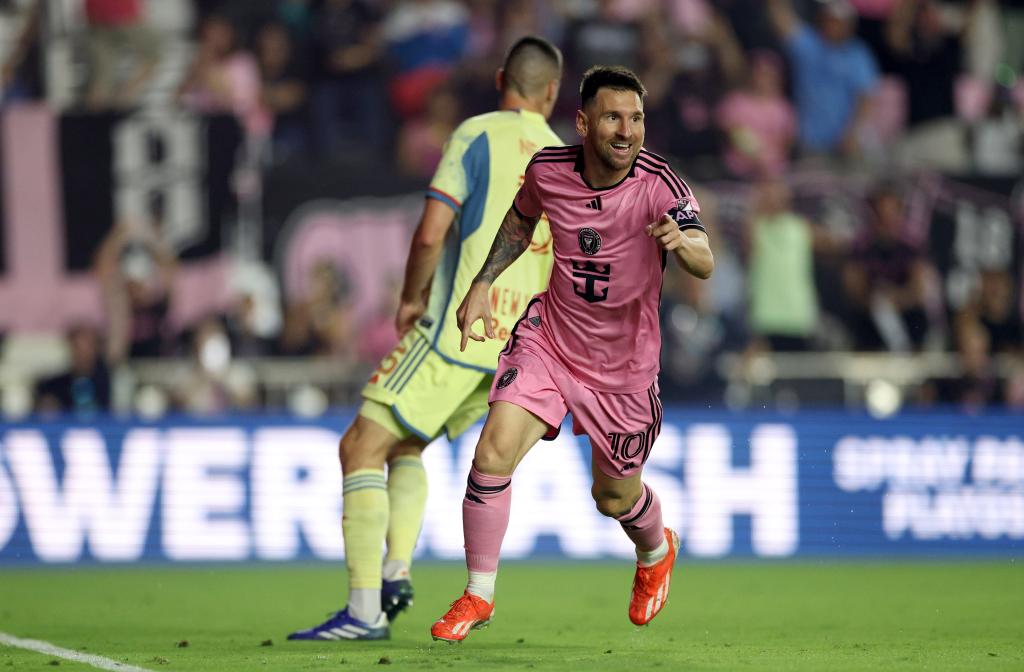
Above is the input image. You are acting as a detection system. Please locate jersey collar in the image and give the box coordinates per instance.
[573,147,637,191]
[510,108,547,125]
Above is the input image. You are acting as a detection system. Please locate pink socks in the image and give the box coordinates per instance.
[462,465,664,578]
[616,483,664,551]
[463,465,512,573]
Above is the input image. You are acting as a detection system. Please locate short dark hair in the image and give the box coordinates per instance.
[579,66,646,107]
[502,36,563,97]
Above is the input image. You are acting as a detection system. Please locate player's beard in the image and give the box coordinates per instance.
[595,138,640,174]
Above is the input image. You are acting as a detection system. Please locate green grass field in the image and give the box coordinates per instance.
[1,562,1021,671]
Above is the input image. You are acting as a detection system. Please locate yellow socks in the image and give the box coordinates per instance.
[342,468,388,594]
[342,456,426,620]
[383,455,428,580]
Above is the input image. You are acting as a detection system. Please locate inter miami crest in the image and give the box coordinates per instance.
[578,227,602,256]
[496,367,518,389]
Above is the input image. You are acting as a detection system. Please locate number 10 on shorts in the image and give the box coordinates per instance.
[607,431,651,464]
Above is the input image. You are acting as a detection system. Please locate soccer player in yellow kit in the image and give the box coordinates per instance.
[288,36,563,641]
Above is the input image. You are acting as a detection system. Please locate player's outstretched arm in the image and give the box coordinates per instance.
[396,198,457,337]
[646,215,715,279]
[455,206,540,351]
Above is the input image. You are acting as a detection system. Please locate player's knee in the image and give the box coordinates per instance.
[592,489,632,518]
[388,443,423,464]
[338,421,389,473]
[337,432,359,469]
[472,435,516,476]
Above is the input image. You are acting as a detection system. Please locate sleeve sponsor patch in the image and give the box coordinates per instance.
[667,197,704,231]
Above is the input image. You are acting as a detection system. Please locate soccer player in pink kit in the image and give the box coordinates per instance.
[430,66,714,642]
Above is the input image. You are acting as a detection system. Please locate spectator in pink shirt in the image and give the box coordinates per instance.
[177,14,270,140]
[717,50,796,177]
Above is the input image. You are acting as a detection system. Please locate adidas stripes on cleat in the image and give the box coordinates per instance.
[287,608,389,641]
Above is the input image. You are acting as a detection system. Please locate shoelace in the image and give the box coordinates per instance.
[445,594,481,621]
[317,610,347,628]
[632,563,659,594]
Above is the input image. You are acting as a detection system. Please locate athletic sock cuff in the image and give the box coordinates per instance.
[617,483,654,527]
[344,468,387,495]
[467,465,511,498]
[389,456,425,470]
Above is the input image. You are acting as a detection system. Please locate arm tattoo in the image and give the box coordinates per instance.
[474,207,540,284]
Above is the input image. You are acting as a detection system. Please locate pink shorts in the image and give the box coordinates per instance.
[488,299,663,479]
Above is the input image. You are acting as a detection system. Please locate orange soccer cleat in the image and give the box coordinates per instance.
[430,591,494,643]
[628,528,680,626]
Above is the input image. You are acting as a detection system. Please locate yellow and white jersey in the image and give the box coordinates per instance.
[420,109,559,371]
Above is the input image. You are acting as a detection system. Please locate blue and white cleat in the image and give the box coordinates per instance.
[381,578,414,622]
[287,608,390,641]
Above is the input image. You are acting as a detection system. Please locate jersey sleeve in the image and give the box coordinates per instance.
[649,164,705,234]
[427,121,482,212]
[512,159,544,219]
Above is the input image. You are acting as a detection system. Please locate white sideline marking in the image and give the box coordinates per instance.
[0,631,155,672]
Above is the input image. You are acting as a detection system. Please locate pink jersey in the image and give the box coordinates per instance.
[512,145,703,392]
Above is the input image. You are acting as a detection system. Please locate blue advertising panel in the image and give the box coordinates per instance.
[0,410,1020,564]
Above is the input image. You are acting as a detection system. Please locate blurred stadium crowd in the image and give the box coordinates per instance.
[1,0,1022,418]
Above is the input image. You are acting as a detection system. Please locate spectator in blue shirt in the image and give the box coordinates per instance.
[382,0,469,118]
[768,0,879,156]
